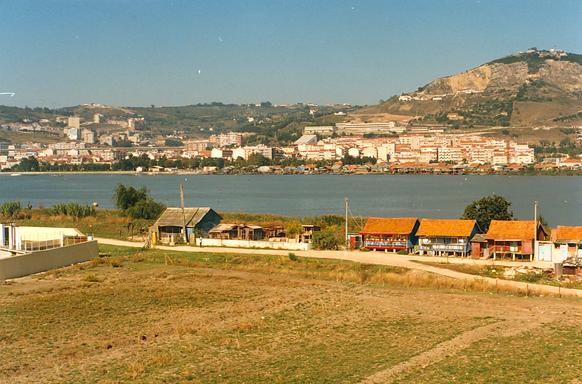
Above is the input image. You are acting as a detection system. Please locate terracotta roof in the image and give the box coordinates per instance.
[485,220,537,240]
[360,217,419,235]
[416,219,477,237]
[552,226,582,241]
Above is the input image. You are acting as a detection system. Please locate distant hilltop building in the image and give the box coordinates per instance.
[336,122,404,135]
[67,116,80,129]
[303,126,335,137]
[210,132,242,147]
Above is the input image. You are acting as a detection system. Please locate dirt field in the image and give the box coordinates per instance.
[0,246,580,383]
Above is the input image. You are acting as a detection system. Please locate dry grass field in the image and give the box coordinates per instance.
[0,246,580,383]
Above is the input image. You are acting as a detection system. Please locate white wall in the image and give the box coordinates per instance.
[196,238,311,251]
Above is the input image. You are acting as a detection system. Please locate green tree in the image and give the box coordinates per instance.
[312,227,340,250]
[113,184,166,219]
[462,195,513,232]
[14,156,40,172]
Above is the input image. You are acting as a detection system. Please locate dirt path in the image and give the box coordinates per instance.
[359,319,545,384]
[95,237,582,298]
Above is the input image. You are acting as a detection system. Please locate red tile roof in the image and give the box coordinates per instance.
[360,217,419,235]
[485,220,537,240]
[552,226,582,241]
[416,219,477,237]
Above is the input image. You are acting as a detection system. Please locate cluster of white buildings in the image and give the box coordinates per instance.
[294,134,536,165]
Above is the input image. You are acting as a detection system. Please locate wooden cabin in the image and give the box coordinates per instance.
[300,225,321,243]
[208,224,264,241]
[416,219,478,257]
[359,217,420,252]
[153,207,221,244]
[485,220,548,261]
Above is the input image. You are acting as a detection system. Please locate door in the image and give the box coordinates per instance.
[537,243,552,262]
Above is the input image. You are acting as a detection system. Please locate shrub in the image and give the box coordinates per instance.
[125,198,165,220]
[48,203,96,218]
[288,252,299,261]
[114,184,166,219]
[0,201,21,218]
[312,228,340,250]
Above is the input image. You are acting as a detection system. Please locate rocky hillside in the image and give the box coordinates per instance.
[360,49,582,127]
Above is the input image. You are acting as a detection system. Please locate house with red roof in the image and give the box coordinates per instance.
[416,219,479,257]
[359,217,420,252]
[551,226,582,259]
[485,220,548,261]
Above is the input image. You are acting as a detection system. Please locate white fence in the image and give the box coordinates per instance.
[196,238,311,251]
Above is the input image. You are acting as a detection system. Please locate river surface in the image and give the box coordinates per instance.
[1,174,581,225]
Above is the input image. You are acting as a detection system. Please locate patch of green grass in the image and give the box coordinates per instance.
[394,324,582,384]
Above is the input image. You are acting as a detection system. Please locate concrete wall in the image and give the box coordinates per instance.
[196,238,311,251]
[0,240,99,281]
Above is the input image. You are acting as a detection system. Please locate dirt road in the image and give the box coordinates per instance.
[96,237,582,298]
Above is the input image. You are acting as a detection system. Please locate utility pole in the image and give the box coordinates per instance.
[534,200,538,243]
[180,183,188,243]
[345,197,349,251]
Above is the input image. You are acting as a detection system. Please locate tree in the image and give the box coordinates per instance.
[312,227,340,250]
[14,156,40,172]
[113,184,166,219]
[462,195,513,232]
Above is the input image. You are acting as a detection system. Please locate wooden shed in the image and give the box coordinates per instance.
[153,207,221,244]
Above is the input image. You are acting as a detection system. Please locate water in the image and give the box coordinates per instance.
[1,174,581,226]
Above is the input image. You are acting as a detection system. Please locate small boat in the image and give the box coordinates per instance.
[10,173,22,176]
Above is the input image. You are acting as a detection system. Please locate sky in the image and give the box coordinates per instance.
[0,0,581,108]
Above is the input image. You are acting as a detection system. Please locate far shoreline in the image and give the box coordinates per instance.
[1,171,582,177]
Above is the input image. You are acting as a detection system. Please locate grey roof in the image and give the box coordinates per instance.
[471,233,487,243]
[155,207,214,228]
[209,223,237,233]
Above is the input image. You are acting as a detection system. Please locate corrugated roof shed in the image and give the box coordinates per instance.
[155,207,216,227]
[360,217,418,235]
[416,219,477,237]
[485,220,536,240]
[552,226,582,241]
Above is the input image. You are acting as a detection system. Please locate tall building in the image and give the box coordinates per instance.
[67,116,80,129]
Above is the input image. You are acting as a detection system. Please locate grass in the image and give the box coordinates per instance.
[417,261,582,290]
[1,245,580,382]
[393,324,582,384]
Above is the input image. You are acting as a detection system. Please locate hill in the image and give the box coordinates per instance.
[357,48,582,127]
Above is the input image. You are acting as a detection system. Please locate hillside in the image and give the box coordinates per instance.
[357,49,582,127]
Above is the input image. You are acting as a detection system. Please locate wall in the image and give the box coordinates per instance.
[196,238,311,251]
[0,240,99,281]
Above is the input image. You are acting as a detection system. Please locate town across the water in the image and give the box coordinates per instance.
[2,115,582,174]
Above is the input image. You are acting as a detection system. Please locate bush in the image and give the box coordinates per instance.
[288,252,299,261]
[312,228,340,250]
[0,201,21,218]
[125,198,165,220]
[48,203,96,218]
[114,184,166,219]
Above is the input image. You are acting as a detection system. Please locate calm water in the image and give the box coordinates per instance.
[1,174,581,226]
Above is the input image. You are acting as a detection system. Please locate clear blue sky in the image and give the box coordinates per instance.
[1,0,580,108]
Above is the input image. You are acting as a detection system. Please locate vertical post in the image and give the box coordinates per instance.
[180,183,188,243]
[345,197,349,251]
[533,200,538,261]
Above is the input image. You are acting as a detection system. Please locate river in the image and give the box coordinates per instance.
[1,174,581,225]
